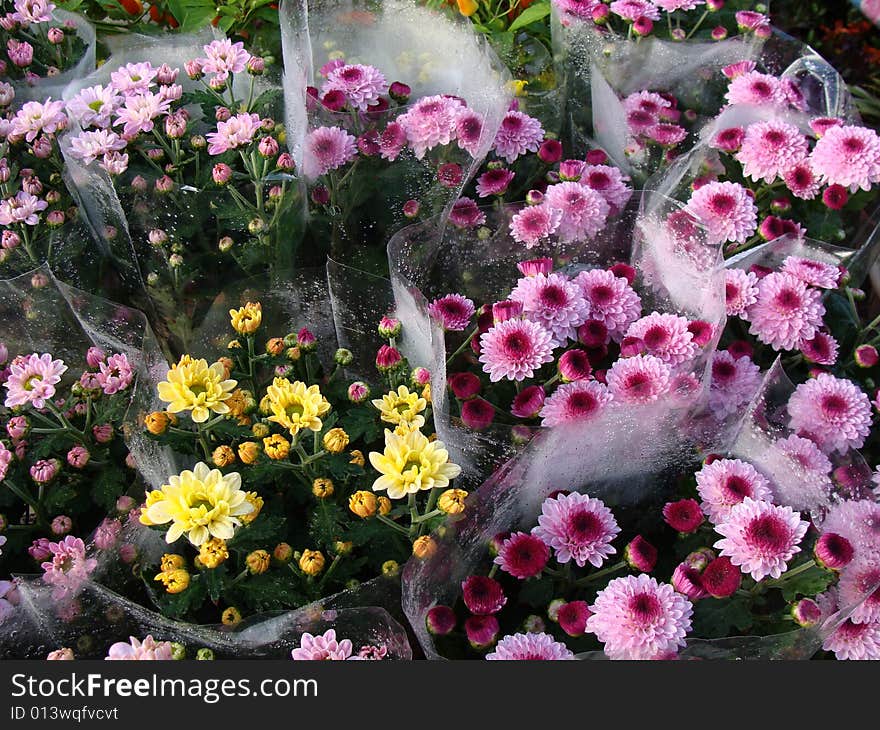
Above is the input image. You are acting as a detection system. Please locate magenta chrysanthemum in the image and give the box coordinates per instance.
[686,181,757,244]
[820,500,880,561]
[605,354,671,404]
[455,109,486,157]
[397,95,463,159]
[810,124,880,192]
[476,168,515,197]
[714,497,809,581]
[543,182,610,242]
[801,332,839,366]
[624,312,697,366]
[533,492,620,568]
[736,120,809,184]
[492,110,544,164]
[839,561,880,624]
[540,380,612,427]
[3,352,67,409]
[824,618,880,660]
[695,458,773,524]
[449,197,487,228]
[509,204,562,247]
[427,294,475,332]
[509,272,588,345]
[485,632,574,660]
[781,256,841,289]
[609,0,660,21]
[587,574,693,660]
[291,629,354,660]
[479,319,555,382]
[96,353,134,395]
[783,160,822,200]
[708,350,761,419]
[580,164,632,212]
[494,532,550,579]
[766,434,833,511]
[787,373,872,454]
[725,269,759,317]
[573,268,642,340]
[302,126,357,178]
[747,272,825,351]
[321,63,386,112]
[725,71,785,107]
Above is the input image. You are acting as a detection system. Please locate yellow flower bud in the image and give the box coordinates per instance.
[412,535,437,559]
[378,496,392,516]
[160,553,186,572]
[382,560,399,577]
[230,301,262,335]
[212,444,236,468]
[221,607,242,626]
[349,490,377,518]
[216,357,234,380]
[273,542,293,563]
[322,428,350,454]
[198,538,228,569]
[312,477,334,498]
[266,337,285,356]
[286,346,301,362]
[263,433,290,460]
[456,0,478,16]
[145,411,171,435]
[251,422,270,438]
[238,441,260,464]
[299,549,325,576]
[227,339,242,350]
[155,568,190,594]
[421,383,432,404]
[246,549,270,575]
[438,488,469,515]
[349,449,365,467]
[241,492,263,524]
[333,540,353,556]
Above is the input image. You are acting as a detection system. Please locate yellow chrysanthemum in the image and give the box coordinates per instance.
[368,429,462,500]
[241,492,263,524]
[141,462,253,546]
[229,301,261,335]
[198,538,228,569]
[371,385,426,429]
[155,569,191,594]
[265,378,331,436]
[157,357,237,424]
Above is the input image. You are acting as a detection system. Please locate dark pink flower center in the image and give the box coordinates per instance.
[590,285,614,305]
[843,136,865,154]
[568,391,599,415]
[745,514,789,552]
[723,475,751,500]
[821,394,847,416]
[587,172,610,189]
[643,325,669,349]
[764,130,786,148]
[629,592,662,623]
[502,116,523,132]
[713,360,736,382]
[340,67,363,82]
[708,193,736,215]
[539,285,567,308]
[566,509,602,542]
[624,372,652,395]
[751,81,772,97]
[773,287,802,311]
[502,331,531,357]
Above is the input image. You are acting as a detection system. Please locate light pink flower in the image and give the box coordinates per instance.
[510,272,588,345]
[397,95,463,159]
[207,112,262,156]
[68,129,126,166]
[810,124,880,192]
[427,294,475,332]
[747,272,825,351]
[788,373,872,454]
[479,319,555,382]
[574,268,642,340]
[708,350,762,419]
[686,181,757,244]
[736,120,809,184]
[580,165,632,213]
[291,629,354,660]
[695,458,773,524]
[321,63,385,112]
[714,497,809,581]
[3,352,67,409]
[492,110,544,164]
[540,380,612,427]
[66,84,121,129]
[655,0,703,10]
[587,574,692,660]
[0,441,12,482]
[11,0,55,23]
[821,500,880,561]
[624,312,697,366]
[96,353,133,395]
[41,536,97,599]
[485,632,574,660]
[609,0,660,21]
[509,204,562,247]
[106,635,173,660]
[302,126,357,178]
[10,99,66,142]
[533,492,620,567]
[0,191,47,226]
[543,182,610,242]
[109,63,157,96]
[199,39,251,83]
[724,268,759,317]
[725,71,785,107]
[114,92,171,138]
[455,109,485,157]
[606,354,671,404]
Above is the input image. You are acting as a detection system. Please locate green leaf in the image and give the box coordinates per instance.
[227,514,287,552]
[692,596,754,637]
[779,567,834,602]
[203,564,228,603]
[518,577,555,608]
[90,469,127,512]
[155,578,208,619]
[507,2,550,32]
[339,407,382,444]
[44,485,78,514]
[235,571,307,612]
[166,0,217,32]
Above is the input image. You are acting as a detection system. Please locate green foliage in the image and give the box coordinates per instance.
[779,568,835,602]
[227,514,287,552]
[507,1,550,33]
[203,565,228,603]
[232,571,307,612]
[166,0,216,32]
[692,595,755,637]
[518,577,555,608]
[89,469,128,512]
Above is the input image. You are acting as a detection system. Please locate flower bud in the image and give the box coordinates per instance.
[246,549,270,575]
[299,549,325,576]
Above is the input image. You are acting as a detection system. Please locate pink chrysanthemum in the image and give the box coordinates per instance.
[397,95,463,159]
[655,0,704,10]
[747,272,825,351]
[40,536,97,599]
[96,353,133,395]
[510,272,588,345]
[724,268,759,318]
[302,126,357,178]
[736,120,809,184]
[586,574,693,660]
[624,312,697,366]
[67,84,122,129]
[485,632,574,660]
[810,124,880,192]
[724,71,785,107]
[68,129,127,166]
[605,354,671,404]
[0,191,47,226]
[106,635,173,661]
[533,492,620,568]
[787,373,872,454]
[109,62,157,96]
[648,123,688,147]
[509,204,562,247]
[493,110,545,164]
[609,0,660,21]
[198,39,251,83]
[714,497,809,581]
[573,268,642,340]
[695,458,774,524]
[543,182,610,242]
[10,99,67,142]
[783,160,821,200]
[476,168,515,197]
[321,63,386,112]
[113,92,172,138]
[839,561,880,624]
[801,332,839,366]
[580,164,632,213]
[766,434,832,511]
[824,618,880,660]
[712,126,746,153]
[455,109,486,158]
[479,319,555,382]
[540,380,612,427]
[291,629,354,660]
[494,532,550,579]
[820,500,880,561]
[206,112,261,156]
[781,256,841,290]
[685,181,757,244]
[427,294,475,332]
[708,350,762,420]
[449,197,487,228]
[3,352,67,409]
[623,90,671,116]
